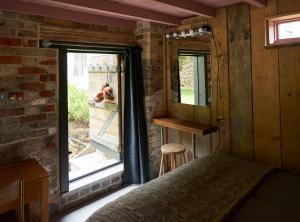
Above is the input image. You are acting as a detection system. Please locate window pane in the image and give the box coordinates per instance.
[67,53,121,181]
[278,20,300,40]
[178,55,195,105]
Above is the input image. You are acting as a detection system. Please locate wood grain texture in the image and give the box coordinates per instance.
[228,3,254,160]
[209,8,230,154]
[250,1,281,167]
[152,117,218,135]
[277,0,300,173]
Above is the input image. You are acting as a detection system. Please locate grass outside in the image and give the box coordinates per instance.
[180,88,194,105]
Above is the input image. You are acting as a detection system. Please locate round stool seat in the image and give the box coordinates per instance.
[159,143,187,176]
[161,143,186,154]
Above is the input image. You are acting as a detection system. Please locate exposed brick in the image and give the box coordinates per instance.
[40,74,56,82]
[20,113,47,123]
[23,39,37,47]
[0,108,24,117]
[8,92,24,101]
[40,75,47,82]
[41,104,55,112]
[17,30,37,38]
[19,66,45,75]
[0,37,22,46]
[0,56,22,64]
[48,74,56,82]
[39,90,55,97]
[45,50,57,57]
[67,192,78,202]
[91,183,100,191]
[18,82,45,91]
[39,58,56,65]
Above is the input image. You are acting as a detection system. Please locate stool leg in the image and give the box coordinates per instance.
[173,155,177,169]
[159,153,164,176]
[170,154,174,171]
[183,152,187,164]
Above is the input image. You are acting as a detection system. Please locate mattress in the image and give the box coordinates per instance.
[87,154,272,222]
[228,170,300,222]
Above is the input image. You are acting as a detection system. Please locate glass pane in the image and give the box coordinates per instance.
[67,53,121,181]
[178,56,195,105]
[278,20,300,40]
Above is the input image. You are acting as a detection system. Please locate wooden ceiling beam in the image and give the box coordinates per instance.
[151,0,216,18]
[21,0,181,26]
[0,0,137,29]
[243,0,267,8]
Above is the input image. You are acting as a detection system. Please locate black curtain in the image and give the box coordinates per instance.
[123,47,149,184]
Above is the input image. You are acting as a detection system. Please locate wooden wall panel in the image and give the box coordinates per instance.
[209,8,230,154]
[250,1,282,167]
[277,0,300,173]
[165,8,230,160]
[228,4,254,160]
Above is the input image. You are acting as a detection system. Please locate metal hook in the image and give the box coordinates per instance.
[243,29,249,40]
[229,32,234,42]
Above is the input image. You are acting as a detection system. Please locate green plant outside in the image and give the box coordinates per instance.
[68,84,89,123]
[180,88,194,105]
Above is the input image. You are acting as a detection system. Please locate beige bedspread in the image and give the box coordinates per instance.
[87,154,272,222]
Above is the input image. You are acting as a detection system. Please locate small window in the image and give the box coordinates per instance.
[267,13,300,46]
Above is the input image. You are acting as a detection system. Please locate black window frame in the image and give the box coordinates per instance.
[40,40,127,194]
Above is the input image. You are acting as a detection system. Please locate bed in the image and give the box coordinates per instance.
[87,154,300,222]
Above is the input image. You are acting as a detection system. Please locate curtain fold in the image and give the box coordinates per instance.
[123,47,149,184]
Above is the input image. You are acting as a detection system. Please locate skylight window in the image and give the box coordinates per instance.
[266,14,300,46]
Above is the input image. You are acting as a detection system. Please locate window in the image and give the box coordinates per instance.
[55,44,126,194]
[178,50,211,107]
[267,13,300,45]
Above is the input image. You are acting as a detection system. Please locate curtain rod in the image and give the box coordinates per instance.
[39,40,129,52]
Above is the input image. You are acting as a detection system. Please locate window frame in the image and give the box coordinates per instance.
[40,40,127,194]
[273,17,300,44]
[266,12,300,46]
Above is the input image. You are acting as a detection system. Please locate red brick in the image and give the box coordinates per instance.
[40,74,47,82]
[18,82,45,91]
[23,39,37,47]
[40,74,56,82]
[0,37,22,46]
[41,104,55,112]
[20,113,47,123]
[8,92,24,101]
[19,67,45,75]
[0,56,22,64]
[39,59,56,65]
[0,108,24,117]
[48,74,56,82]
[39,90,55,97]
[45,49,57,57]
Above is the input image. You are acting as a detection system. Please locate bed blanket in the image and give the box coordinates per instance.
[87,154,272,222]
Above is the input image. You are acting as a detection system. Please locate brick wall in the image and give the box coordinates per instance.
[135,21,167,179]
[0,9,135,216]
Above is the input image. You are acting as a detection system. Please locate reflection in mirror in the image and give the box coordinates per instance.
[168,34,211,107]
[178,50,210,106]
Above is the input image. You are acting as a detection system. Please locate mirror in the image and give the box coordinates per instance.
[168,34,211,107]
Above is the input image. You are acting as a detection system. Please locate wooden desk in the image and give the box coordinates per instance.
[0,159,49,222]
[152,117,218,159]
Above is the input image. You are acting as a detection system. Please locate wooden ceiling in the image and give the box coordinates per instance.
[0,0,266,29]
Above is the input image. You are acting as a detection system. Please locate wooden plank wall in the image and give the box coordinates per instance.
[166,8,230,160]
[228,3,254,161]
[165,0,300,174]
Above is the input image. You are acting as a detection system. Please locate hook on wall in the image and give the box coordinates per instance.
[243,29,249,40]
[229,32,234,42]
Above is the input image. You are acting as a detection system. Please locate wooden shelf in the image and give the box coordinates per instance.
[152,117,218,136]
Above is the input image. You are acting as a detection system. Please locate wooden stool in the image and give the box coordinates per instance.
[159,143,187,176]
